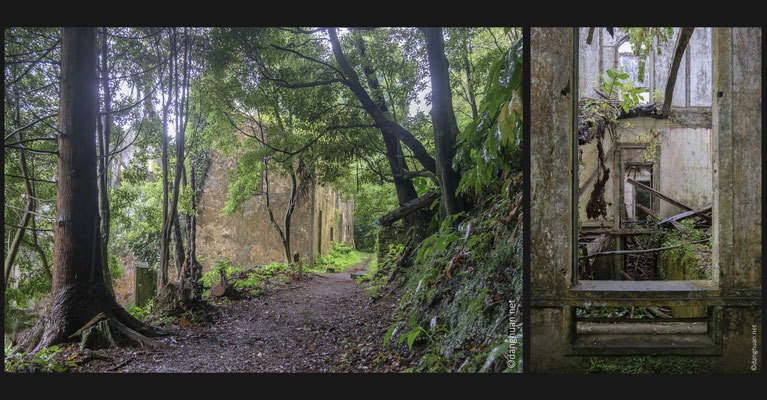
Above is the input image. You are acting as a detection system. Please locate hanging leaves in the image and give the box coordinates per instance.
[455,35,522,196]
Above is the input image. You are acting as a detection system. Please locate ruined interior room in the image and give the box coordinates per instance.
[530,27,761,373]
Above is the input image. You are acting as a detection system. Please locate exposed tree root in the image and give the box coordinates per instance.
[19,284,166,353]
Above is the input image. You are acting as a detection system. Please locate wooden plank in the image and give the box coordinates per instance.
[636,203,688,234]
[626,178,693,211]
[657,204,712,227]
[585,233,611,257]
[581,229,655,236]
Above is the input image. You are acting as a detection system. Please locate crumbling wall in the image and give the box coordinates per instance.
[195,148,354,275]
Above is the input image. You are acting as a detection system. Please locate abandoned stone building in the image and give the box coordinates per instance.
[531,27,761,373]
[113,130,354,308]
[577,28,715,282]
[194,143,355,272]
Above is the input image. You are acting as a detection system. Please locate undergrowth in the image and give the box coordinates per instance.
[198,260,294,299]
[309,242,368,274]
[585,355,714,374]
[380,173,523,373]
[4,342,76,373]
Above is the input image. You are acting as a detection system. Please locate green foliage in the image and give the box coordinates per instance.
[455,36,523,196]
[620,27,675,83]
[346,182,399,252]
[199,260,234,288]
[127,299,154,321]
[108,252,123,286]
[111,161,164,268]
[658,220,711,280]
[311,243,368,273]
[221,150,263,216]
[383,244,405,268]
[383,183,522,372]
[198,260,294,298]
[4,343,75,373]
[602,68,644,113]
[586,355,713,374]
[636,129,662,163]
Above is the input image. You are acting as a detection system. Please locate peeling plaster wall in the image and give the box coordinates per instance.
[579,118,713,224]
[657,125,713,217]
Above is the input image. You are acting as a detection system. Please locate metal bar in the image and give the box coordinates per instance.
[577,317,710,323]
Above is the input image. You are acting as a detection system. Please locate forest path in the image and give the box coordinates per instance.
[73,257,403,372]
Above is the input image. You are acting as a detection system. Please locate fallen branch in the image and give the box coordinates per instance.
[67,312,109,340]
[379,191,439,227]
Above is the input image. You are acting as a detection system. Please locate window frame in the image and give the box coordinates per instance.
[568,27,721,355]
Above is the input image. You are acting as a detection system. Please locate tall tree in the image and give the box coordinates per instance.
[21,28,160,352]
[96,27,114,294]
[422,27,465,216]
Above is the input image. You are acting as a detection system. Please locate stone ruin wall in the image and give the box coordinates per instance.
[195,149,354,275]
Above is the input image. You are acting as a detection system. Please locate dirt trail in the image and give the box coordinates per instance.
[73,258,402,372]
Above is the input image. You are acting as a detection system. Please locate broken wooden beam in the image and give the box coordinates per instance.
[379,191,440,227]
[586,27,596,45]
[68,312,108,340]
[626,178,692,212]
[581,229,655,236]
[627,178,711,224]
[661,27,695,118]
[657,204,712,227]
[585,233,611,258]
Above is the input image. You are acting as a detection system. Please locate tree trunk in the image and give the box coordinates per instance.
[422,27,465,217]
[187,166,200,281]
[4,63,34,288]
[157,30,174,290]
[263,158,297,266]
[309,171,316,271]
[660,27,695,118]
[172,211,185,279]
[159,28,191,292]
[22,28,161,352]
[96,26,113,294]
[379,191,440,227]
[353,33,422,224]
[326,28,437,175]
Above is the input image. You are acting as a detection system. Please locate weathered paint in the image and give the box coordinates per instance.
[658,126,713,218]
